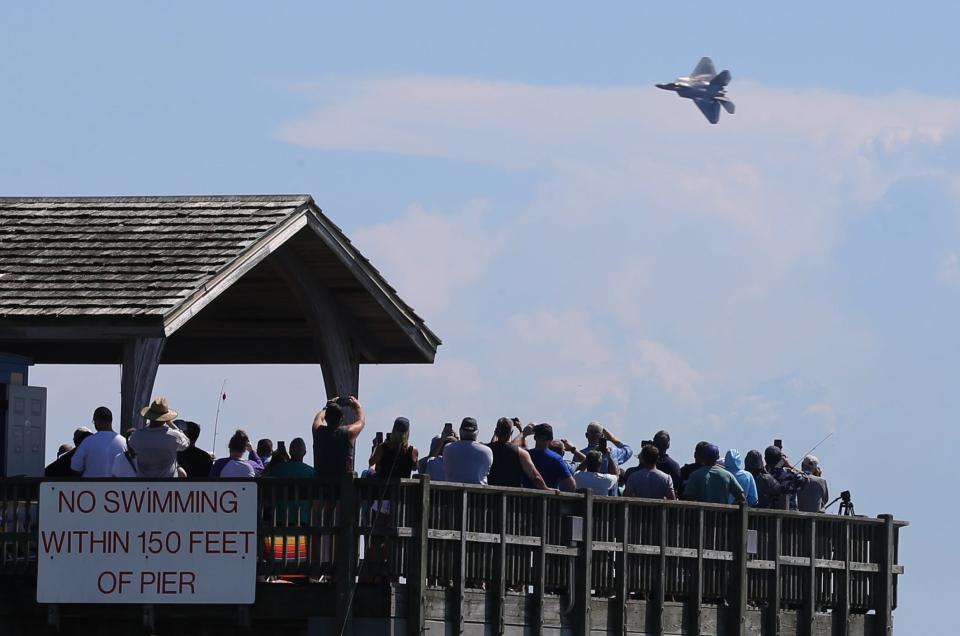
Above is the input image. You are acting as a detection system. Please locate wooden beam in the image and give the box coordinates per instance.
[270,248,360,398]
[729,503,749,636]
[120,337,165,431]
[876,515,895,636]
[407,475,430,636]
[575,489,594,635]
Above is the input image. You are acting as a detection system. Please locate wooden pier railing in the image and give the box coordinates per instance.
[0,476,907,635]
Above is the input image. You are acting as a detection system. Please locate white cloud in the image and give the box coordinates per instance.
[350,199,501,315]
[940,253,960,287]
[631,339,703,406]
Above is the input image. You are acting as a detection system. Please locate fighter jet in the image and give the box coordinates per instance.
[656,57,735,124]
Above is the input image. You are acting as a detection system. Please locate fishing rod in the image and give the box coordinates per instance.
[800,431,833,458]
[211,380,227,457]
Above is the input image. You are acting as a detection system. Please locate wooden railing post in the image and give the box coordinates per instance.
[495,492,508,635]
[656,505,668,636]
[876,514,895,635]
[729,503,749,636]
[575,490,594,635]
[535,495,548,635]
[335,476,357,636]
[615,502,629,636]
[407,475,430,636]
[806,519,817,636]
[768,516,782,636]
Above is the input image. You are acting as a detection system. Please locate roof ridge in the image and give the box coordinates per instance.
[0,194,313,204]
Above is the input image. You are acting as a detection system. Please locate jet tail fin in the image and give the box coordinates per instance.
[715,96,735,114]
[709,70,731,87]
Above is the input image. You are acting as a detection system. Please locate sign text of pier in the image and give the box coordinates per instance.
[37,482,257,604]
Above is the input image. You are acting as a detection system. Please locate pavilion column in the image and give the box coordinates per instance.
[120,336,166,431]
[270,249,360,400]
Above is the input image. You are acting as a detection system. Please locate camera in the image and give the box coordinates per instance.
[773,438,783,449]
[336,396,352,407]
[840,490,851,503]
[374,432,384,445]
[641,439,654,447]
[598,437,608,451]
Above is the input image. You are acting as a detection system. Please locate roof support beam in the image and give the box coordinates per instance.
[120,336,165,431]
[270,249,359,399]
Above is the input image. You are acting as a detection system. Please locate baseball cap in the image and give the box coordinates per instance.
[764,445,784,468]
[460,417,478,433]
[702,443,720,462]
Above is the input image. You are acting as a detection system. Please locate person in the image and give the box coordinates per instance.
[264,444,290,475]
[723,449,758,506]
[652,430,683,491]
[175,420,213,478]
[744,449,782,508]
[370,417,419,480]
[111,429,139,478]
[550,438,587,472]
[683,443,745,505]
[418,435,454,481]
[312,396,365,479]
[45,427,93,477]
[210,429,265,477]
[71,407,127,478]
[678,441,709,499]
[128,398,190,478]
[580,422,633,473]
[573,449,620,496]
[268,437,313,477]
[797,455,829,513]
[764,445,807,511]
[624,445,676,500]
[213,430,261,478]
[257,439,275,470]
[487,417,549,490]
[523,424,576,492]
[442,418,493,484]
[57,443,74,457]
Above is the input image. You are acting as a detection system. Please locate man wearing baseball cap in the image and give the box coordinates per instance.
[682,443,745,505]
[764,445,807,511]
[797,455,829,513]
[442,417,493,484]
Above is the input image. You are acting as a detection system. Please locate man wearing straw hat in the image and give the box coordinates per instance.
[129,397,190,478]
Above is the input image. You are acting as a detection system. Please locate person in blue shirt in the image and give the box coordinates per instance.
[580,422,633,474]
[521,424,576,492]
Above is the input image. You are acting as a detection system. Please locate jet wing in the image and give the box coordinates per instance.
[693,98,721,124]
[691,57,716,78]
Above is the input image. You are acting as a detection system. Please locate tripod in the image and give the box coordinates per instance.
[826,491,855,516]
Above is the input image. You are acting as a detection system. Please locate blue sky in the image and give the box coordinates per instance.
[2,3,956,630]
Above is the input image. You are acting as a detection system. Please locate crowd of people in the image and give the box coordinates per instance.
[46,396,832,513]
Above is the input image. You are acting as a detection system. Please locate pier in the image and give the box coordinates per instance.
[0,476,907,635]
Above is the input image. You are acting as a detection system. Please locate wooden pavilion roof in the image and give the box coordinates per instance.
[0,195,440,364]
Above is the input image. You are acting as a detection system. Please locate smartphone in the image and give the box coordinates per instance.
[773,438,783,449]
[336,396,352,407]
[277,441,286,451]
[442,422,454,436]
[374,432,384,445]
[598,437,608,451]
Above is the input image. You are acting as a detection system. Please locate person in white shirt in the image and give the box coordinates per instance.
[573,449,620,496]
[71,406,126,478]
[129,397,190,478]
[219,430,259,478]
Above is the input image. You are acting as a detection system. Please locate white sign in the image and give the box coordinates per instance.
[37,482,257,604]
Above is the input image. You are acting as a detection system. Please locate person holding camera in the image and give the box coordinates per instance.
[797,455,829,513]
[580,422,633,473]
[487,417,549,489]
[764,445,807,511]
[573,448,620,496]
[443,417,493,484]
[312,396,365,479]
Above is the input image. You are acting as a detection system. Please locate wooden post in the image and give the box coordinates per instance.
[335,476,357,636]
[729,503,749,636]
[769,516,782,636]
[408,475,431,636]
[839,521,851,636]
[615,502,629,636]
[657,505,668,636]
[535,495,548,636]
[456,489,468,635]
[575,489,594,635]
[270,249,360,399]
[120,336,165,431]
[495,492,508,635]
[876,515,895,635]
[692,508,704,636]
[806,519,817,636]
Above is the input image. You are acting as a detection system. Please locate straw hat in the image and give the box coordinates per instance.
[140,397,178,422]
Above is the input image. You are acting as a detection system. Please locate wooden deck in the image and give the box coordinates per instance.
[0,477,907,635]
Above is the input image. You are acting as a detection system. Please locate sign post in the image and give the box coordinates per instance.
[37,482,257,604]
